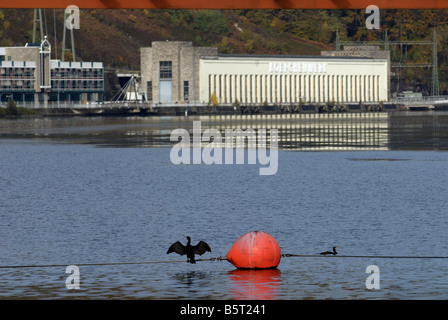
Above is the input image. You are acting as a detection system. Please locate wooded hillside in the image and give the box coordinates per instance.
[1,9,448,94]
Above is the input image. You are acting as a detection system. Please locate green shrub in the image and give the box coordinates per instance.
[0,100,36,117]
[6,99,18,116]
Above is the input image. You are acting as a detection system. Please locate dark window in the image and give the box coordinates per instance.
[147,81,153,102]
[159,61,172,79]
[183,81,189,101]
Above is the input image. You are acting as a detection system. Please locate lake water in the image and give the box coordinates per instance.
[1,112,448,301]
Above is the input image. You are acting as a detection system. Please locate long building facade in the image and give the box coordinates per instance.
[200,55,388,105]
[140,41,389,106]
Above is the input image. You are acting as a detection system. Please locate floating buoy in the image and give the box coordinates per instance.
[227,231,281,269]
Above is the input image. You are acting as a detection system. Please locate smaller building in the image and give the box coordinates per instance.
[398,91,422,99]
[140,41,217,104]
[0,36,104,107]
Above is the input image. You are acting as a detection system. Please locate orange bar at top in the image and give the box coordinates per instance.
[1,0,448,9]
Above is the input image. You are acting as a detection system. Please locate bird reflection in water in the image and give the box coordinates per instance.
[228,269,281,300]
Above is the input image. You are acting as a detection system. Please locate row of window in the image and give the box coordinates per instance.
[0,93,36,102]
[0,92,103,103]
[0,69,103,85]
[1,80,34,90]
[1,69,102,78]
[0,68,34,77]
[51,80,103,90]
[51,69,103,78]
[0,80,103,91]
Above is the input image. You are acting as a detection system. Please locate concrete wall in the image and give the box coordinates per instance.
[5,46,41,91]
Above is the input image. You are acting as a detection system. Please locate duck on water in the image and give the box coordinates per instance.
[320,246,338,255]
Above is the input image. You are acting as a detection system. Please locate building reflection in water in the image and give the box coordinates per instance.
[227,268,281,300]
[198,113,389,151]
[3,111,447,151]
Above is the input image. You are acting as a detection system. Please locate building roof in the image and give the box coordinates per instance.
[25,42,41,47]
[212,54,382,61]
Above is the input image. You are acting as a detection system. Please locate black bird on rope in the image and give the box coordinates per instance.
[167,236,211,264]
[320,246,338,255]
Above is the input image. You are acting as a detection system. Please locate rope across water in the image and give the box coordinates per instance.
[1,254,447,269]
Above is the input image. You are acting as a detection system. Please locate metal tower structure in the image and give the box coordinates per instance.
[32,9,44,43]
[62,9,76,62]
[337,29,439,96]
[432,29,439,96]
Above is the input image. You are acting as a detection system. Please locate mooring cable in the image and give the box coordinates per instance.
[281,253,448,259]
[1,254,447,270]
[0,256,229,269]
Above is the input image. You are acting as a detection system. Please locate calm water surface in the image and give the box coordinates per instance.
[1,112,448,300]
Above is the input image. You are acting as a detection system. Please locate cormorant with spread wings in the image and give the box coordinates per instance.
[167,236,211,264]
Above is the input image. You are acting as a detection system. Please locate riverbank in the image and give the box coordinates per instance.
[0,100,38,118]
[1,103,398,118]
[2,101,446,118]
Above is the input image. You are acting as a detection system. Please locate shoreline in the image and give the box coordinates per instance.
[1,102,446,119]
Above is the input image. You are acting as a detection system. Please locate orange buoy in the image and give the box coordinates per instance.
[227,231,281,269]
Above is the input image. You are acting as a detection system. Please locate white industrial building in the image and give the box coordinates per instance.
[199,55,388,105]
[140,41,389,106]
